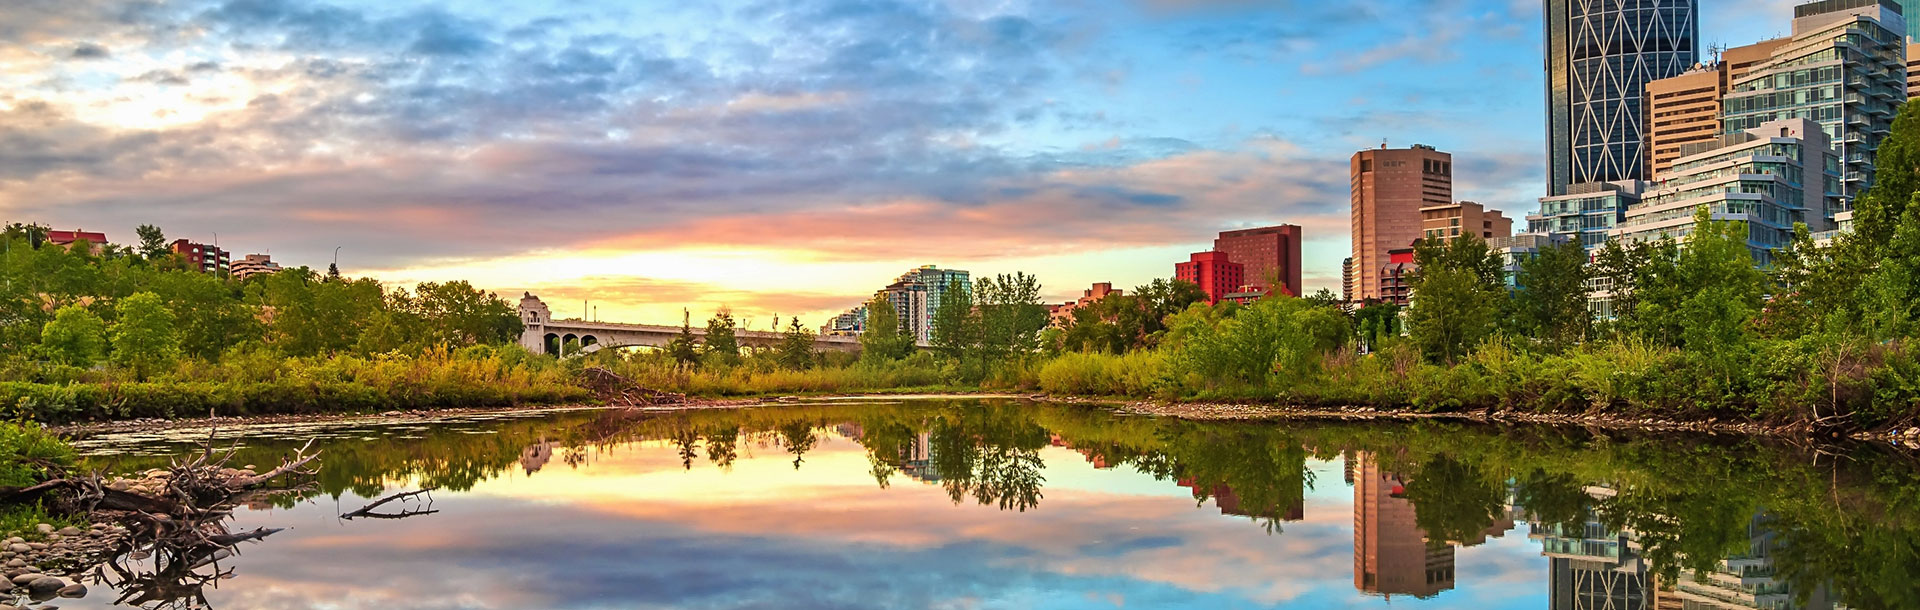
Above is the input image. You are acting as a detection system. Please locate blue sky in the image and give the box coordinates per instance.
[0,0,1805,323]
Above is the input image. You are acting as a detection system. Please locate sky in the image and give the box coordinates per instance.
[2,0,1806,326]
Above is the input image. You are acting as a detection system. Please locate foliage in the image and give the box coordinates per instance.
[110,292,181,380]
[134,224,168,261]
[1406,235,1504,365]
[777,318,816,370]
[858,295,914,363]
[39,305,107,367]
[704,308,741,367]
[667,310,700,366]
[1511,238,1591,351]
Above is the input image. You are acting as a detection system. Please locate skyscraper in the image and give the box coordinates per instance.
[1902,0,1920,40]
[1545,0,1700,196]
[1351,144,1451,301]
[879,265,970,345]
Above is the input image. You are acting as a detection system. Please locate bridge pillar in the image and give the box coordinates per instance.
[519,292,551,353]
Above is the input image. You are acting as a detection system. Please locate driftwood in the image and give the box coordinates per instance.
[576,367,688,406]
[0,422,323,609]
[341,487,440,520]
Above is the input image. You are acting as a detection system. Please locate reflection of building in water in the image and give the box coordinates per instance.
[1350,451,1455,599]
[1523,489,1835,610]
[519,441,556,475]
[1527,487,1660,610]
[1177,480,1305,521]
[833,423,865,440]
[1048,434,1115,469]
[1663,514,1834,610]
[898,432,942,484]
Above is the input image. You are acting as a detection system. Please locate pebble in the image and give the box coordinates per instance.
[9,573,37,585]
[55,528,79,538]
[31,525,49,535]
[55,583,84,598]
[5,545,26,554]
[26,576,64,594]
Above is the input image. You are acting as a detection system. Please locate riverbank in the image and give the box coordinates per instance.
[43,392,1920,449]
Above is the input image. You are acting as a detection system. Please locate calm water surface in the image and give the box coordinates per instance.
[61,398,1920,609]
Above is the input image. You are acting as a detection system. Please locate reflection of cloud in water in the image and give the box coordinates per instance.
[61,426,1548,610]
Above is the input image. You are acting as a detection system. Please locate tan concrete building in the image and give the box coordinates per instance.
[1643,39,1791,180]
[1351,144,1451,301]
[1420,201,1511,243]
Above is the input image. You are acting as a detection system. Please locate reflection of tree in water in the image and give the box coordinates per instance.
[704,425,741,471]
[925,409,1050,512]
[1399,455,1508,545]
[776,419,817,470]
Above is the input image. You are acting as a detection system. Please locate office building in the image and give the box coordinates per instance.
[1909,41,1920,97]
[879,266,970,345]
[1420,201,1512,242]
[1352,144,1451,301]
[824,305,866,337]
[1213,224,1303,297]
[1531,180,1647,252]
[169,239,230,274]
[1175,251,1244,304]
[1722,0,1906,201]
[1545,0,1700,195]
[1644,41,1790,178]
[1904,0,1920,40]
[229,254,281,280]
[1351,451,1455,599]
[1612,118,1841,265]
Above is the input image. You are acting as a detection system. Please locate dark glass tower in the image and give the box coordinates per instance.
[1544,0,1699,196]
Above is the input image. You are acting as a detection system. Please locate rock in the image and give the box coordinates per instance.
[26,576,63,594]
[26,543,47,551]
[10,573,38,585]
[55,527,79,538]
[55,583,84,598]
[5,538,20,544]
[5,559,21,568]
[6,544,27,554]
[31,525,49,535]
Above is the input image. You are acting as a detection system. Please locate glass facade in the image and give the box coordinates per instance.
[1530,181,1644,253]
[1611,121,1842,266]
[1545,0,1699,196]
[1720,3,1906,201]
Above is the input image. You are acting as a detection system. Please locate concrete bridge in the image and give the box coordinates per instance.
[516,293,863,356]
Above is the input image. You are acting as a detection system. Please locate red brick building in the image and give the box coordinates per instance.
[1214,224,1303,297]
[170,239,231,274]
[1175,251,1244,304]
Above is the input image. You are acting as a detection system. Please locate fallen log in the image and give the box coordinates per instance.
[341,487,439,520]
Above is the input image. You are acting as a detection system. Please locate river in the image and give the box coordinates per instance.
[55,398,1920,609]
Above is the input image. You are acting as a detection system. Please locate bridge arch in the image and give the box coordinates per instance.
[582,335,598,347]
[543,333,560,356]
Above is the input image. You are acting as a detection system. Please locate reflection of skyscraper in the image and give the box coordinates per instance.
[1352,451,1455,598]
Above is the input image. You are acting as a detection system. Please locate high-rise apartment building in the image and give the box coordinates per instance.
[169,239,230,275]
[1213,224,1303,297]
[1644,40,1791,179]
[1613,118,1841,265]
[1545,0,1700,196]
[1722,0,1906,202]
[879,265,970,345]
[1352,145,1451,301]
[1175,251,1244,304]
[1341,258,1355,303]
[1420,201,1512,242]
[1908,41,1920,97]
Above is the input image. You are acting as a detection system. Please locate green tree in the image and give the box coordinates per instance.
[777,317,816,370]
[1406,236,1506,365]
[930,279,978,362]
[1353,302,1401,353]
[975,272,1048,363]
[147,269,260,359]
[110,291,180,379]
[667,309,700,366]
[704,308,741,366]
[1166,296,1349,387]
[134,224,169,260]
[39,304,107,366]
[413,281,522,346]
[858,296,914,363]
[1512,239,1592,351]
